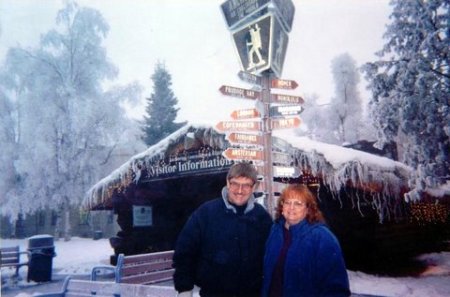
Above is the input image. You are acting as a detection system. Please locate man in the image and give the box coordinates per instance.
[173,162,273,297]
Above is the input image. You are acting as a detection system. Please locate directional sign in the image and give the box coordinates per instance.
[219,85,260,100]
[270,105,304,117]
[271,93,305,104]
[272,151,293,165]
[271,78,298,89]
[271,117,301,130]
[227,132,263,146]
[272,136,292,151]
[231,108,261,120]
[215,120,262,132]
[223,148,264,161]
[273,165,301,178]
[238,71,262,86]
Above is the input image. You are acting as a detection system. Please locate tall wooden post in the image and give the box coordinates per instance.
[261,73,275,217]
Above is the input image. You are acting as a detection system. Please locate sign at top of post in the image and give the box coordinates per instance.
[221,0,294,32]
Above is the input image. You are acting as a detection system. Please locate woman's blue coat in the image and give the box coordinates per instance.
[262,219,350,297]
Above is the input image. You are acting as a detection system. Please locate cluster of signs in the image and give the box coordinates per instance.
[215,71,302,181]
[219,0,300,200]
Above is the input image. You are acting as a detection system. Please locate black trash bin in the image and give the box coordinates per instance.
[93,230,103,240]
[27,234,56,282]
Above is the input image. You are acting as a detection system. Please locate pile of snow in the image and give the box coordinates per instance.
[1,237,450,297]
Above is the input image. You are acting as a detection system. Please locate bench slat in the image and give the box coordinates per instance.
[1,245,29,278]
[66,280,121,295]
[1,246,19,253]
[122,261,173,276]
[121,269,175,285]
[122,251,174,265]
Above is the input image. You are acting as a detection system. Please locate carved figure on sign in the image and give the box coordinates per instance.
[246,24,265,70]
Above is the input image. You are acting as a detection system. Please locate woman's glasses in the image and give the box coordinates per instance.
[282,200,306,208]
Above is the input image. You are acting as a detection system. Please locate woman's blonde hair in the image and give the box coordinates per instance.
[275,184,325,223]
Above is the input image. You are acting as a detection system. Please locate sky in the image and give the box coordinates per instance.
[0,0,391,124]
[1,237,450,297]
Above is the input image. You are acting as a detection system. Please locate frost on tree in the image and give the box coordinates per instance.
[362,0,449,201]
[0,2,143,239]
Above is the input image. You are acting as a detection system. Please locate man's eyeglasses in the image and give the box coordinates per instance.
[282,200,306,208]
[229,181,254,192]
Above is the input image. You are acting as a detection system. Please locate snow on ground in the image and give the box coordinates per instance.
[1,237,450,297]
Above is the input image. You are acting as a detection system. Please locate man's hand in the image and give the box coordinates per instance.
[177,290,193,297]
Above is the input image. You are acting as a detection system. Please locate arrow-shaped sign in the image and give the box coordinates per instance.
[271,117,301,130]
[238,71,262,86]
[270,105,304,117]
[219,85,260,100]
[273,165,301,178]
[215,120,262,132]
[271,78,298,90]
[271,93,305,104]
[223,148,264,161]
[227,132,263,146]
[230,108,261,120]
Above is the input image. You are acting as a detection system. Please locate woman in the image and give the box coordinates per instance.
[262,184,350,297]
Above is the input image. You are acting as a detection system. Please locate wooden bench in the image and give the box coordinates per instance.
[0,245,30,278]
[33,276,175,297]
[91,250,174,285]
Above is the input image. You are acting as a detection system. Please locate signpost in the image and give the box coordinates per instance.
[230,108,260,120]
[220,0,298,217]
[271,78,298,89]
[215,120,261,132]
[238,71,262,86]
[222,148,264,161]
[273,165,301,178]
[227,132,263,146]
[269,105,304,117]
[219,85,260,100]
[271,93,305,104]
[271,117,301,130]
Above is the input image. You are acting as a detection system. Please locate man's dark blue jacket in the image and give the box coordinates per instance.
[173,188,272,297]
[262,218,350,297]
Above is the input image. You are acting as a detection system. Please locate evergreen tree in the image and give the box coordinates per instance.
[362,0,449,200]
[142,62,186,146]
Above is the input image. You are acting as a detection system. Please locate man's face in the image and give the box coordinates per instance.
[226,177,255,206]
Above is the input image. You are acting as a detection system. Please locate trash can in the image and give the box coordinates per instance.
[27,234,56,282]
[93,230,103,240]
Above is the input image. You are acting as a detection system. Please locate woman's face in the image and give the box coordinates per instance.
[281,196,308,227]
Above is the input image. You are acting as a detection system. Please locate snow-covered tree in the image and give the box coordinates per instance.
[295,93,339,143]
[362,0,449,200]
[0,1,143,240]
[329,53,363,145]
[141,62,186,146]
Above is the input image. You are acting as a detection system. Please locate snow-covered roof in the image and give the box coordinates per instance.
[83,123,412,215]
[273,130,411,196]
